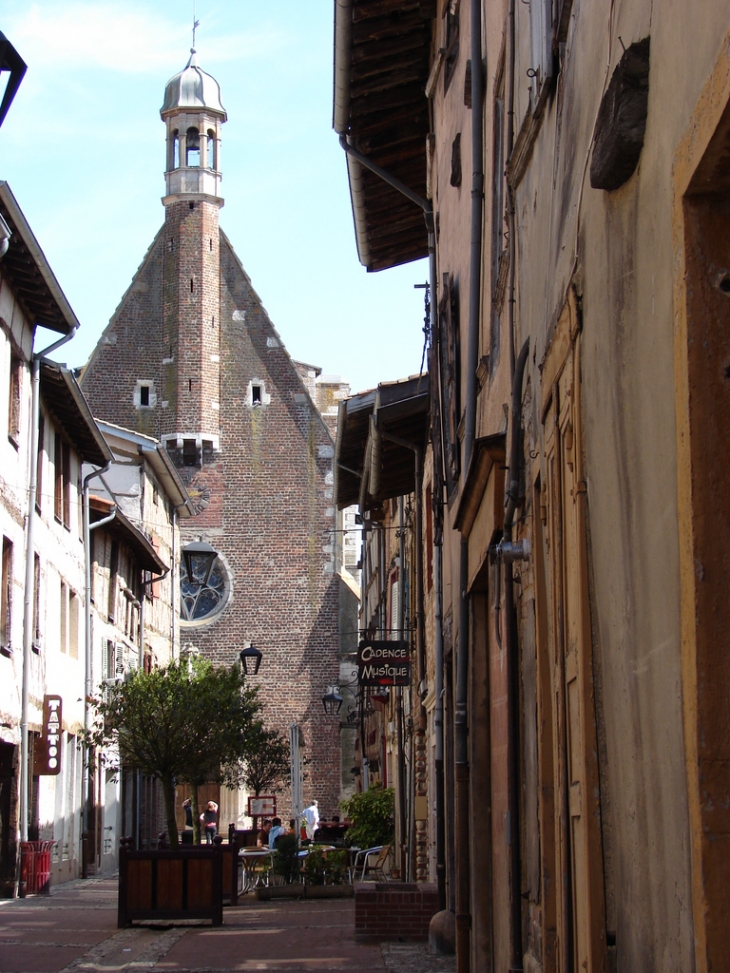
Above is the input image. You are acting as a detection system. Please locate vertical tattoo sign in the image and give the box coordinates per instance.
[35,695,62,775]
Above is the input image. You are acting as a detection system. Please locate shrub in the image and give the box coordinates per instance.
[272,833,301,884]
[340,786,394,849]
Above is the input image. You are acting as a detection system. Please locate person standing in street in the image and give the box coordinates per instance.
[301,800,319,841]
[182,798,194,844]
[200,801,219,844]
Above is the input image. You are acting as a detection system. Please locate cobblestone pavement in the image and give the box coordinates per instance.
[0,876,455,973]
[381,943,455,973]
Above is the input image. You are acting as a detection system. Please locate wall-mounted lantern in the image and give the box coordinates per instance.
[322,687,343,716]
[239,642,262,676]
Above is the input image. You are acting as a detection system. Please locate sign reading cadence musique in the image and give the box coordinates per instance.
[357,640,411,686]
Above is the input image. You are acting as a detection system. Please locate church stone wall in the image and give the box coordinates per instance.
[80,232,166,440]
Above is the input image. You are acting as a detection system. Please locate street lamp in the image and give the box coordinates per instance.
[0,33,27,128]
[322,687,343,716]
[239,642,262,676]
[182,540,218,586]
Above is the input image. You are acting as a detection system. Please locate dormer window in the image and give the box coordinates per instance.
[186,127,200,167]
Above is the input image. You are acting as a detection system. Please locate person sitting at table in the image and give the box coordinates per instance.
[257,819,272,847]
[269,816,287,849]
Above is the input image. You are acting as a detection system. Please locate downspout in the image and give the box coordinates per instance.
[81,468,114,879]
[434,520,446,910]
[376,424,425,884]
[171,508,178,658]
[337,137,437,374]
[374,424,425,693]
[397,497,407,881]
[360,521,370,790]
[19,325,77,866]
[455,0,484,965]
[506,0,517,378]
[501,338,530,973]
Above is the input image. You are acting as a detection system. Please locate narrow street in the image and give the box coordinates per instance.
[0,877,455,973]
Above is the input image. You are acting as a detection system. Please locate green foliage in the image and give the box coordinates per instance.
[303,847,348,886]
[85,658,262,846]
[227,724,290,796]
[272,833,301,884]
[340,786,395,849]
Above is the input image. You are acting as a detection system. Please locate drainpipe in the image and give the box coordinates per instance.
[19,327,77,866]
[373,423,425,693]
[81,469,114,878]
[337,138,437,378]
[397,497,408,881]
[455,1,484,966]
[171,508,178,659]
[506,0,517,378]
[434,522,446,910]
[499,338,530,973]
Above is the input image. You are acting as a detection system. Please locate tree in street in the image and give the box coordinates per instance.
[86,658,261,846]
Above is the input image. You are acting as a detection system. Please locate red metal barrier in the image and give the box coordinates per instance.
[19,841,57,897]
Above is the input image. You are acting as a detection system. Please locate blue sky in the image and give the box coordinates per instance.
[0,0,429,395]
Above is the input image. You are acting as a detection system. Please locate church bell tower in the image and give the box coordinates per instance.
[159,48,226,468]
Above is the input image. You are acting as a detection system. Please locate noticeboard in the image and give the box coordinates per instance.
[248,795,276,818]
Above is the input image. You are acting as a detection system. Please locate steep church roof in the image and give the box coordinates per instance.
[161,49,226,118]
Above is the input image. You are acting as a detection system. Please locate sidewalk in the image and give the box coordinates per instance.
[0,876,455,973]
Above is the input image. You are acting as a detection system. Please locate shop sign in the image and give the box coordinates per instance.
[34,695,62,776]
[357,640,411,686]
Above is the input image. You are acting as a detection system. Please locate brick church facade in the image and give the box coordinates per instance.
[80,49,343,820]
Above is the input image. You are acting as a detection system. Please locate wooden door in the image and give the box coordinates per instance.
[541,296,606,972]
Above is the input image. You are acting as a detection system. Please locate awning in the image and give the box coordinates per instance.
[335,373,429,510]
[333,0,433,271]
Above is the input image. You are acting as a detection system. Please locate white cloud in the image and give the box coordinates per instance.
[3,2,284,75]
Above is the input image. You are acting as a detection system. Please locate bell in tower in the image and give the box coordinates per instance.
[161,47,226,203]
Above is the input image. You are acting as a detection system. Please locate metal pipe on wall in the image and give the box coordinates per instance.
[397,497,408,880]
[19,326,76,866]
[503,339,529,973]
[455,0,485,966]
[81,472,114,877]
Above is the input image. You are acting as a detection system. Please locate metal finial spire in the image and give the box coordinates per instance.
[191,1,199,53]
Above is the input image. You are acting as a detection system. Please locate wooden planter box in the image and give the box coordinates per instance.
[118,837,224,927]
[255,882,354,901]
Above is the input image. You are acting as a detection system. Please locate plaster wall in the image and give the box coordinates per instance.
[507,0,730,966]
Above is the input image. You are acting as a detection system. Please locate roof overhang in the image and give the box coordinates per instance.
[335,374,429,510]
[333,0,434,271]
[0,183,79,335]
[89,497,168,575]
[40,363,112,467]
[93,420,194,518]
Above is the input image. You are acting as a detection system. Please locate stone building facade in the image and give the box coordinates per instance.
[80,50,343,821]
[333,1,730,971]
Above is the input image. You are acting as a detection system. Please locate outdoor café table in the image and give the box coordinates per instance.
[239,848,273,893]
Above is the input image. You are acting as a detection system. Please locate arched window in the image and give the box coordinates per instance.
[186,127,200,167]
[180,552,229,622]
[172,130,180,169]
[207,130,215,169]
